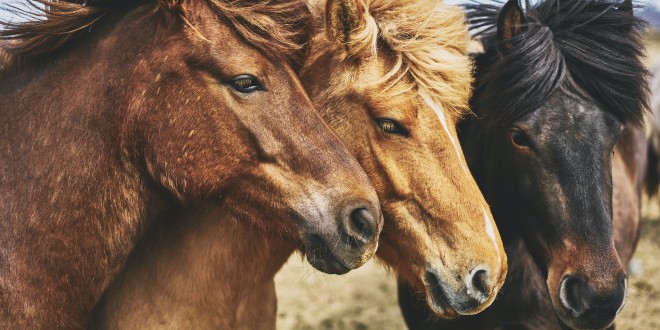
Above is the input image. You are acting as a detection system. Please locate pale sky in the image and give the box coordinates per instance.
[0,0,658,24]
[0,1,30,24]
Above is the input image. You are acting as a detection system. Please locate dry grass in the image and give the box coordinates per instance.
[274,34,660,330]
[275,208,660,330]
[275,258,404,330]
[616,196,660,330]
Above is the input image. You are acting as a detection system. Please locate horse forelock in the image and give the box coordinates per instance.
[0,46,11,74]
[468,0,649,126]
[315,0,474,119]
[0,0,313,74]
[206,0,313,72]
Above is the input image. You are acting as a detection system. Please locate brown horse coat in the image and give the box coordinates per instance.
[0,0,383,328]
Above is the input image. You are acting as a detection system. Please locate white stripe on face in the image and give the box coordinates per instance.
[482,205,501,263]
[420,92,469,174]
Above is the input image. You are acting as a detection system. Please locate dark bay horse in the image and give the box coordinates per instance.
[92,0,508,327]
[0,0,384,328]
[398,0,648,329]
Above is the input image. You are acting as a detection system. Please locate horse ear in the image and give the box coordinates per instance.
[618,0,634,31]
[159,0,186,15]
[326,0,365,48]
[497,0,526,53]
[619,0,633,14]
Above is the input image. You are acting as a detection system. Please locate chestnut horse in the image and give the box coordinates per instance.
[398,0,648,329]
[91,0,508,328]
[0,0,384,328]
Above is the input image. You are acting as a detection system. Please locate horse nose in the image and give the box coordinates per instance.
[424,266,497,315]
[340,206,377,249]
[558,274,627,322]
[465,267,490,304]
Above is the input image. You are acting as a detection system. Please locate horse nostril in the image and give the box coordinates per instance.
[620,274,628,289]
[558,272,627,325]
[559,275,588,317]
[466,268,490,303]
[472,269,488,294]
[346,208,375,247]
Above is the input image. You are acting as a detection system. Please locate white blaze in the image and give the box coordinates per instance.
[482,206,501,263]
[420,93,469,174]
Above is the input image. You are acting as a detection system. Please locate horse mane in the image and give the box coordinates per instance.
[466,0,649,126]
[0,0,313,75]
[316,0,474,118]
[0,47,12,72]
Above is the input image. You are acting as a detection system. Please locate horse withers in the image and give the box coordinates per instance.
[398,0,648,329]
[0,0,383,328]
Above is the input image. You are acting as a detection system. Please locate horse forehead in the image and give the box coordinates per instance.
[530,94,610,133]
[196,21,268,68]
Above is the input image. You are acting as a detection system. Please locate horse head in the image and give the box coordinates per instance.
[468,0,647,327]
[302,0,507,316]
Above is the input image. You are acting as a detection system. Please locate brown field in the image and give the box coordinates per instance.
[273,35,660,330]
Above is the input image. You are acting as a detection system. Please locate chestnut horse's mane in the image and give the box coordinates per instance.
[311,0,474,118]
[0,0,313,75]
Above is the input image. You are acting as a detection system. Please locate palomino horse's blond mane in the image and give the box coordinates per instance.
[308,0,473,119]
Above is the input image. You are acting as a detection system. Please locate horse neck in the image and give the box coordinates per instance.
[458,117,540,296]
[479,235,552,324]
[0,4,173,325]
[92,205,296,329]
[457,117,488,184]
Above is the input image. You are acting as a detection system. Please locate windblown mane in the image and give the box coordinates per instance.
[0,0,313,74]
[315,0,474,118]
[467,0,649,125]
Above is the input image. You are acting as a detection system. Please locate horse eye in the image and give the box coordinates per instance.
[229,75,263,93]
[376,118,409,137]
[509,129,531,148]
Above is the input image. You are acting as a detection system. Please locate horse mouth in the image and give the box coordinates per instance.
[555,314,616,330]
[304,234,351,275]
[424,271,459,318]
[554,302,619,330]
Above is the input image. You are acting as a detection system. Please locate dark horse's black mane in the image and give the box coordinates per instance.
[466,0,649,126]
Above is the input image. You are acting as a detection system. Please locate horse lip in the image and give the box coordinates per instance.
[554,300,618,330]
[289,209,355,274]
[424,271,459,317]
[556,315,615,330]
[304,234,351,275]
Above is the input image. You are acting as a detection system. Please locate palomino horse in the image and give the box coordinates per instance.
[92,0,507,328]
[399,0,648,329]
[303,0,507,317]
[0,0,384,327]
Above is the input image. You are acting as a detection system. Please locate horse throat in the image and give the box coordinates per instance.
[91,204,296,329]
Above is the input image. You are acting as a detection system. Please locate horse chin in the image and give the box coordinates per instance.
[553,308,616,330]
[547,269,623,330]
[424,291,459,319]
[301,234,352,275]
